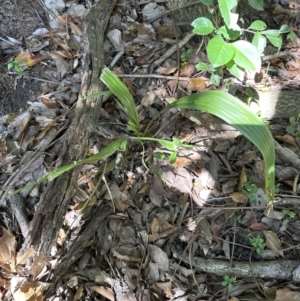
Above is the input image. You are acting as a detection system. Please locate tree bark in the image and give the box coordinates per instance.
[21,0,117,255]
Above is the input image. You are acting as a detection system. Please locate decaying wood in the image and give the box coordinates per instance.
[172,248,299,280]
[21,0,117,255]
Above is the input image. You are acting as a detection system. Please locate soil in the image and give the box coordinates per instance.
[0,0,46,115]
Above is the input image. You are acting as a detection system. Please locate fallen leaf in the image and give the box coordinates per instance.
[16,248,36,265]
[275,288,300,301]
[249,218,269,230]
[148,245,169,271]
[0,227,16,268]
[275,134,298,148]
[230,192,247,203]
[151,217,160,235]
[188,78,206,91]
[263,230,283,256]
[153,282,174,299]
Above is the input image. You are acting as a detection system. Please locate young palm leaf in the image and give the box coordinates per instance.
[100,67,140,136]
[163,91,275,202]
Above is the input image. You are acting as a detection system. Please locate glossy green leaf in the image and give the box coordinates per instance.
[217,25,240,40]
[252,32,267,55]
[265,34,282,48]
[248,0,264,11]
[261,30,280,37]
[207,37,235,68]
[226,61,245,81]
[218,0,239,29]
[192,17,215,35]
[232,40,261,72]
[249,20,266,31]
[169,152,177,164]
[163,91,275,203]
[210,73,221,86]
[196,62,208,71]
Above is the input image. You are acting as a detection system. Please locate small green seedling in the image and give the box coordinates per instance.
[235,215,242,222]
[7,59,27,76]
[283,209,296,219]
[242,180,258,204]
[181,48,193,65]
[221,275,235,289]
[286,114,300,137]
[250,235,266,255]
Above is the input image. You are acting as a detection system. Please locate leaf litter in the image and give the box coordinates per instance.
[1,0,300,300]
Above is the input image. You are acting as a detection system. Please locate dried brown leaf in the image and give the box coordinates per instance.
[230,191,247,203]
[274,288,300,301]
[275,134,298,148]
[16,247,36,265]
[70,22,82,36]
[263,230,283,256]
[141,91,155,107]
[237,168,247,191]
[151,217,160,235]
[31,254,49,280]
[0,227,16,268]
[249,218,269,230]
[188,78,206,92]
[153,282,173,299]
[73,284,84,301]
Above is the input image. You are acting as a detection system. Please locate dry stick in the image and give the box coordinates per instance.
[153,32,195,67]
[172,246,299,280]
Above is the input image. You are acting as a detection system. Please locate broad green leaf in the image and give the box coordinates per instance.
[248,0,264,10]
[210,73,221,86]
[163,91,275,203]
[232,40,261,72]
[261,30,280,37]
[217,25,240,40]
[252,32,267,55]
[169,152,177,164]
[226,61,245,81]
[279,24,291,33]
[218,0,239,29]
[288,31,297,43]
[192,17,215,35]
[7,62,14,70]
[100,67,140,136]
[196,62,208,71]
[249,20,266,31]
[207,37,235,68]
[265,34,282,48]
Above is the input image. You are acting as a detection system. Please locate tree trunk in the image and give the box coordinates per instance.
[21,0,117,255]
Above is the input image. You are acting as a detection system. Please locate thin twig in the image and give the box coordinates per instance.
[153,32,195,66]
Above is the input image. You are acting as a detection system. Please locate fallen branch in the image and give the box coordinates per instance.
[172,247,299,280]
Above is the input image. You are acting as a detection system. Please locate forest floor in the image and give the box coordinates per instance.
[1,0,300,300]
